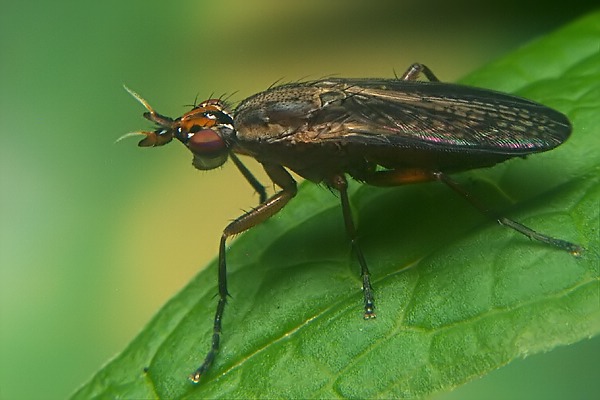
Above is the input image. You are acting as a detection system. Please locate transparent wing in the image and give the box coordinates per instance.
[275,79,571,155]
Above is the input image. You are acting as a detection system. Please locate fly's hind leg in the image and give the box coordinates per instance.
[360,168,583,256]
[434,172,583,256]
[400,63,441,82]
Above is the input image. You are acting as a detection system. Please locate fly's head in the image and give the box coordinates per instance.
[124,86,235,170]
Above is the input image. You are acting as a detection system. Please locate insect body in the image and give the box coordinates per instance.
[126,63,581,383]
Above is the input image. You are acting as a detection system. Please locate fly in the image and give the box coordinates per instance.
[125,63,582,383]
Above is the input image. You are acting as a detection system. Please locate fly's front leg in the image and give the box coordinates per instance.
[329,174,376,319]
[230,152,267,204]
[189,163,297,383]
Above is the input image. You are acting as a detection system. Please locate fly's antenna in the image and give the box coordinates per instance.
[115,131,147,144]
[123,84,174,128]
[123,85,158,116]
[122,85,175,146]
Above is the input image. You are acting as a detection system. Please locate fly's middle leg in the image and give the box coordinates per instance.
[329,174,376,319]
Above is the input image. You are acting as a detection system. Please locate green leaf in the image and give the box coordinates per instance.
[73,12,600,400]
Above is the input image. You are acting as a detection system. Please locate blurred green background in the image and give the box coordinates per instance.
[1,1,598,399]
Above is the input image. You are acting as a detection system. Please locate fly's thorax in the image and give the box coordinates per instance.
[233,82,349,142]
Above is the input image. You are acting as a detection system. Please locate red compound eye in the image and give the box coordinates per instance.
[187,129,226,155]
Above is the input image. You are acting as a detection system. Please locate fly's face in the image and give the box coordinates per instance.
[124,87,235,170]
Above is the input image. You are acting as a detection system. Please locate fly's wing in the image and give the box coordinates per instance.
[243,79,572,156]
